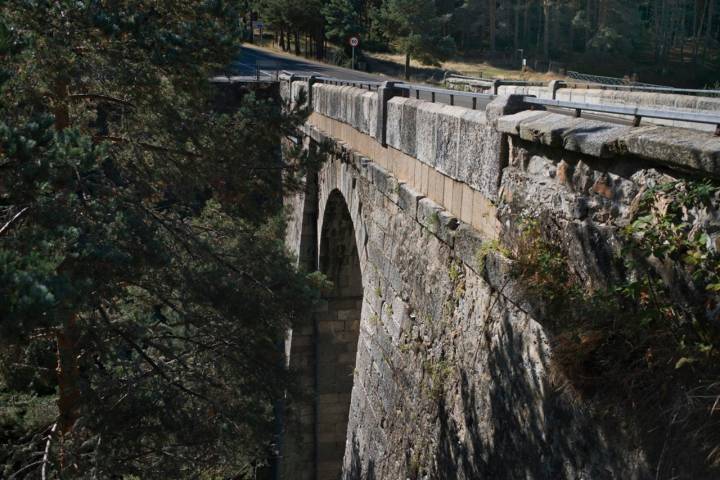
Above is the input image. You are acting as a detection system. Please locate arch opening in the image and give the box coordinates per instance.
[316,190,363,480]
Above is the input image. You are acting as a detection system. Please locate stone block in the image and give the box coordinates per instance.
[485,94,535,127]
[496,110,549,135]
[471,190,499,241]
[560,120,633,157]
[419,163,430,196]
[518,113,580,148]
[438,209,459,247]
[428,168,445,203]
[482,250,536,314]
[400,99,420,158]
[397,183,424,219]
[433,105,464,175]
[460,183,474,225]
[450,178,463,218]
[384,175,401,205]
[416,102,444,166]
[368,163,391,196]
[443,175,454,209]
[453,222,485,273]
[618,126,720,177]
[412,159,422,192]
[386,99,403,149]
[417,197,444,235]
[457,109,504,201]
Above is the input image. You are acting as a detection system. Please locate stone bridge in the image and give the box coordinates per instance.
[276,76,719,480]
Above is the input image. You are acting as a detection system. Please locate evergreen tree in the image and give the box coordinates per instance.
[323,0,364,46]
[0,1,321,478]
[373,0,456,78]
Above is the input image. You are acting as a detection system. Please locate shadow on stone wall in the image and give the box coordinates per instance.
[345,432,376,480]
[434,310,645,480]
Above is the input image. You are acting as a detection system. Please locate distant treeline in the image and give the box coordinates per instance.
[248,0,720,84]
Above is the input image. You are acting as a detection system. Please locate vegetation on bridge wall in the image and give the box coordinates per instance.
[497,176,720,477]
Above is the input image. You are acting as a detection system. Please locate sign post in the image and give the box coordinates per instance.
[253,21,264,45]
[349,36,359,70]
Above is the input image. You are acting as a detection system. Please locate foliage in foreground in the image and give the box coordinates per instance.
[0,1,320,478]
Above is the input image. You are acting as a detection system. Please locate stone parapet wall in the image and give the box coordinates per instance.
[386,98,503,201]
[498,85,720,132]
[310,84,379,139]
[446,76,720,132]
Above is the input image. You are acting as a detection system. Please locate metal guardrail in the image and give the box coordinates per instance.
[315,76,384,90]
[395,83,495,110]
[281,72,383,90]
[562,82,720,97]
[447,74,720,98]
[566,70,660,87]
[278,72,720,133]
[280,72,496,109]
[524,97,720,134]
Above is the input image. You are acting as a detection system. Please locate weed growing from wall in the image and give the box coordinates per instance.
[507,179,720,474]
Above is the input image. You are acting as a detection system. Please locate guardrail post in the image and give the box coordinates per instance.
[549,80,566,100]
[307,75,317,111]
[492,79,502,95]
[377,81,398,147]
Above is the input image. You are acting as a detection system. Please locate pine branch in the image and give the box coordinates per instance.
[97,135,201,158]
[42,423,58,480]
[96,305,243,433]
[69,94,135,108]
[0,207,29,237]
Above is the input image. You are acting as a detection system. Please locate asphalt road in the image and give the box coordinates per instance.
[233,45,494,110]
[234,44,386,82]
[232,45,638,124]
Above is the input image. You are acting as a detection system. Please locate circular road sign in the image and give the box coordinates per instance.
[349,36,359,48]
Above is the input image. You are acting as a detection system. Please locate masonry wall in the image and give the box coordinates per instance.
[281,77,720,479]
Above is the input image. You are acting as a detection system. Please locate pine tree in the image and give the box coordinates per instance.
[0,2,320,478]
[323,0,364,46]
[373,0,456,78]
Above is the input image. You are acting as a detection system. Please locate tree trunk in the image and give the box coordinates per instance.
[404,53,410,80]
[598,0,609,28]
[707,0,715,41]
[56,311,81,471]
[53,78,70,131]
[57,316,80,435]
[489,0,497,53]
[704,0,714,60]
[693,0,708,63]
[543,0,551,60]
[514,0,520,52]
[294,32,300,56]
[523,0,531,47]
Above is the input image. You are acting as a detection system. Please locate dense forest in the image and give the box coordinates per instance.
[251,0,720,85]
[0,2,323,478]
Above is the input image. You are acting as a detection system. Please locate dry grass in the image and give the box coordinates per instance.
[363,51,565,82]
[249,34,564,83]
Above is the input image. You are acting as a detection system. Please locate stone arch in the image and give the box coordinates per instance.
[315,189,364,480]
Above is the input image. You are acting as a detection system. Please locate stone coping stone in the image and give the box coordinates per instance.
[498,111,632,157]
[618,126,720,177]
[311,83,378,136]
[499,111,720,176]
[387,97,502,200]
